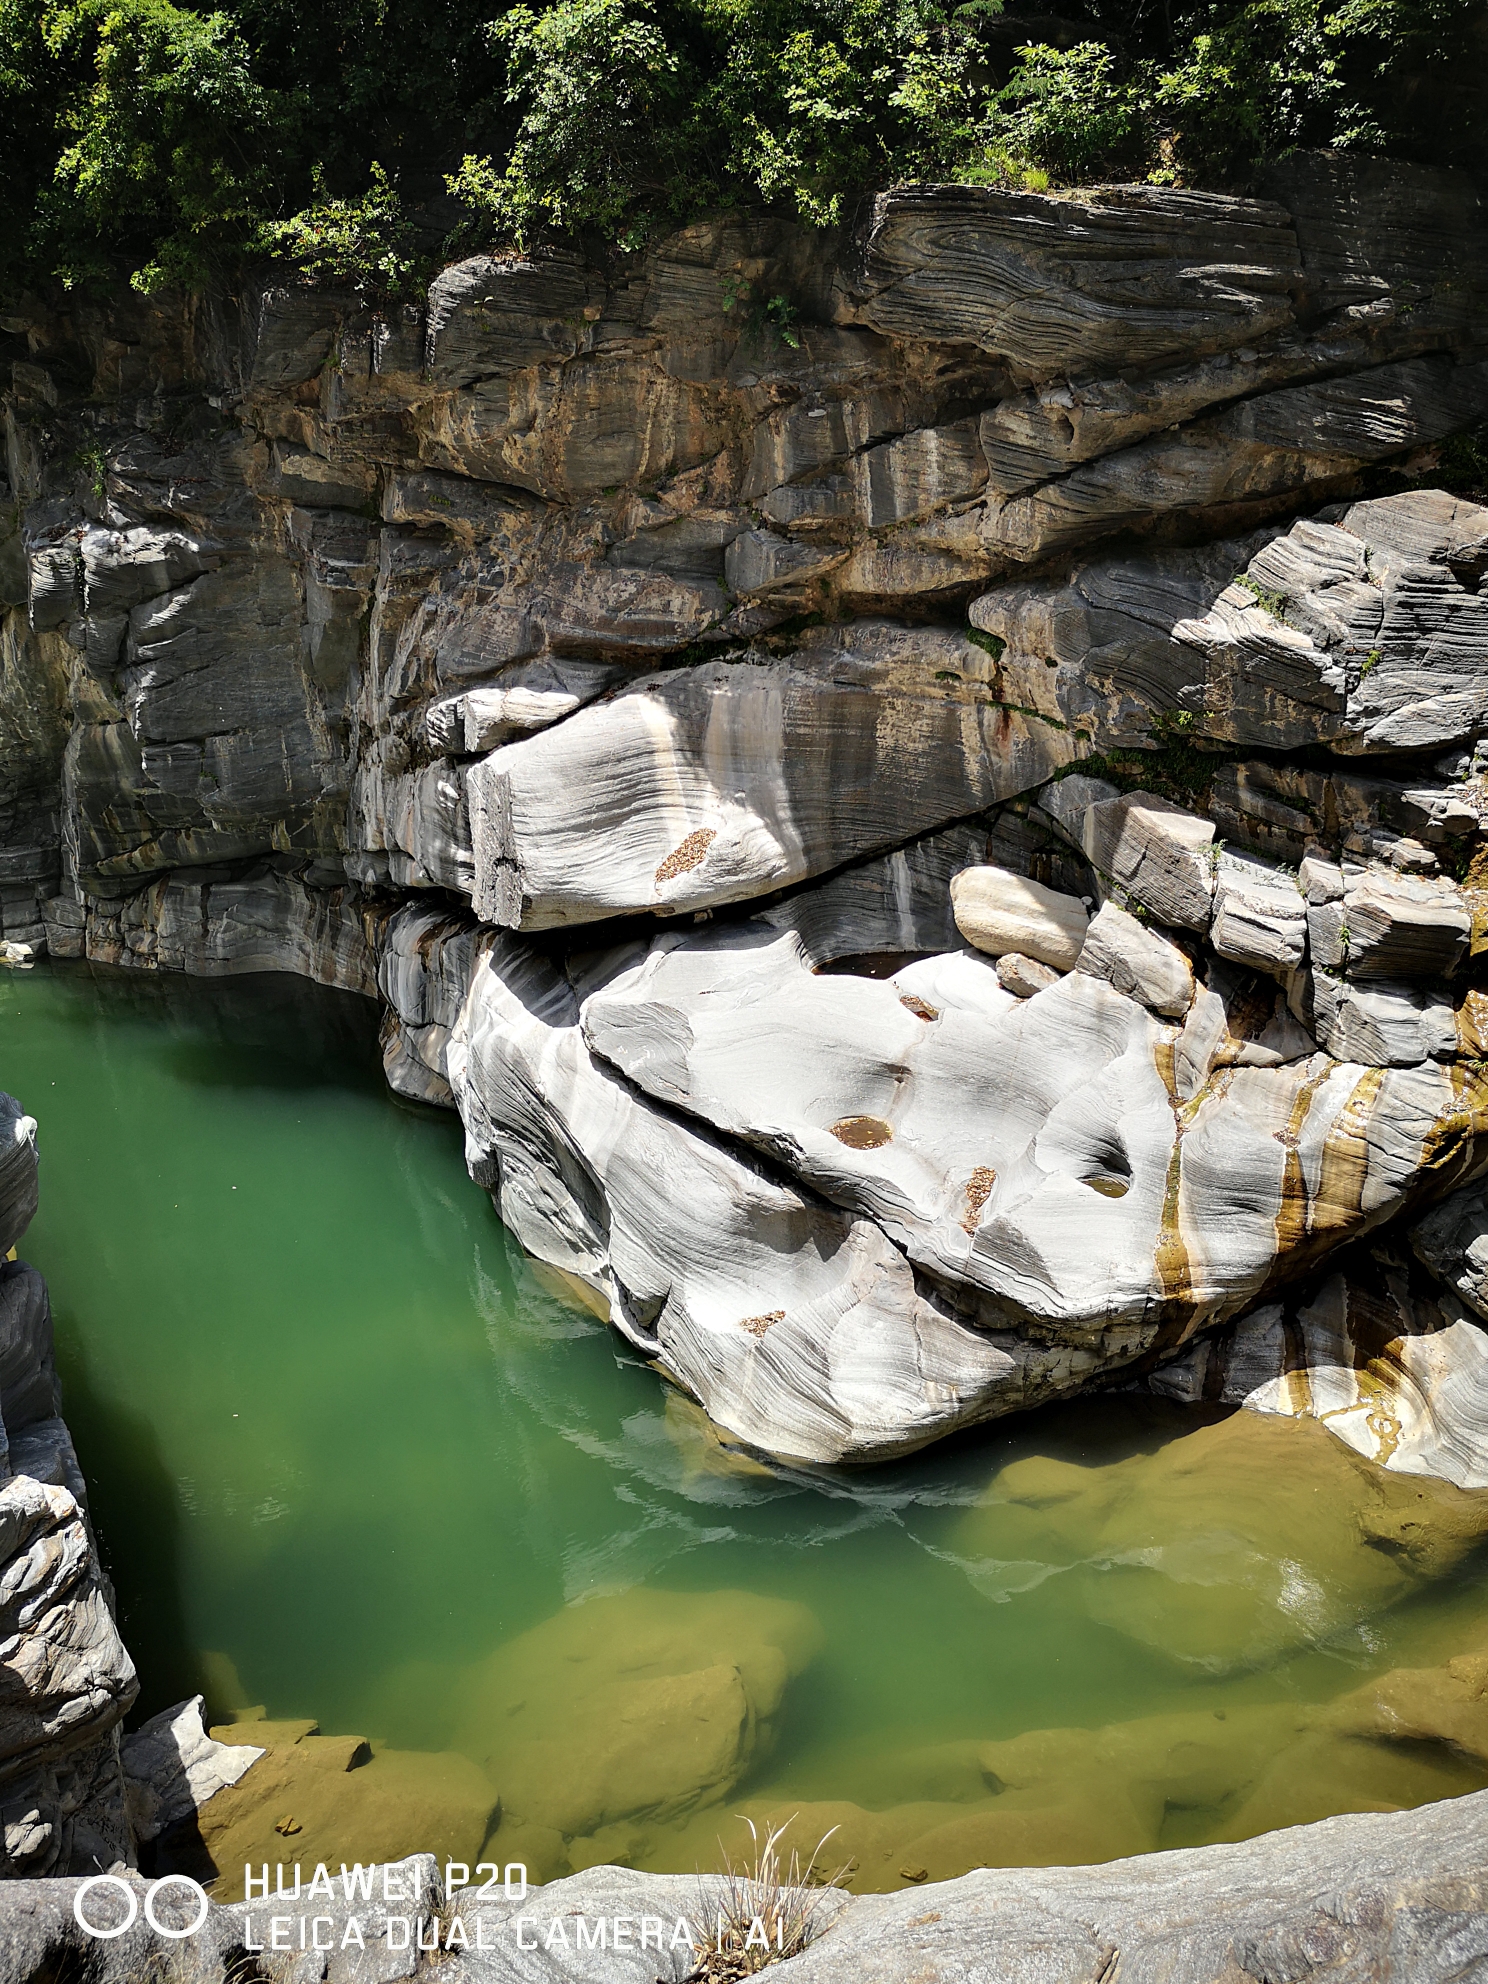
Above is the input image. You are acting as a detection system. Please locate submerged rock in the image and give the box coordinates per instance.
[443,1588,820,1873]
[954,1405,1488,1671]
[169,1715,497,1896]
[122,1696,263,1845]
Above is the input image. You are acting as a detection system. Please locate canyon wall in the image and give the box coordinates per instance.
[4,156,1488,1463]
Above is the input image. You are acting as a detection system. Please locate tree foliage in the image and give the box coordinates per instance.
[0,0,1482,294]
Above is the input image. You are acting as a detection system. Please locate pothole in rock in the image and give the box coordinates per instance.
[829,1115,894,1148]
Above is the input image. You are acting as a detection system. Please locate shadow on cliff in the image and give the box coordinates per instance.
[62,959,385,1098]
[158,974,384,1099]
[52,1326,203,1725]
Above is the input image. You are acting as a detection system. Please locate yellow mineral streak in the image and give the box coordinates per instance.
[1271,1065,1334,1259]
[1309,1064,1385,1242]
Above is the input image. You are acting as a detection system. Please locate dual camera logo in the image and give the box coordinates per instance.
[73,1873,210,1939]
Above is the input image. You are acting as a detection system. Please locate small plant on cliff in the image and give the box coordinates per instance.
[1233,573,1290,619]
[722,277,802,349]
[72,439,106,500]
[686,1818,850,1981]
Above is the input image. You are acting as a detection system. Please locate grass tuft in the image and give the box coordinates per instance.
[686,1817,851,1981]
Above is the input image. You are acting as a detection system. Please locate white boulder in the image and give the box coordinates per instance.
[950,865,1088,968]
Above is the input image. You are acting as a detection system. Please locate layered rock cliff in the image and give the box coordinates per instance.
[0,1096,136,1875]
[5,155,1488,1464]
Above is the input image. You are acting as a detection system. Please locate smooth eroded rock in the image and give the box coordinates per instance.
[949,864,1088,968]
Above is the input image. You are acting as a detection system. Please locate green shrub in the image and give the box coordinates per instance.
[1150,0,1339,180]
[27,0,274,289]
[0,0,1482,290]
[260,161,417,293]
[987,42,1148,182]
[450,0,691,243]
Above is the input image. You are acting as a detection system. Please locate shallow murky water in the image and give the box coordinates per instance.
[5,961,1488,1891]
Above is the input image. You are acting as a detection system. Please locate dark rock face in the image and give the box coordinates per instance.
[6,160,1488,1466]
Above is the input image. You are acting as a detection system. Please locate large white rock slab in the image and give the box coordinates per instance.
[580,923,1483,1348]
[444,929,1044,1463]
[466,624,1071,930]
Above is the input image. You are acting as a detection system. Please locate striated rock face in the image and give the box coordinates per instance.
[0,1093,137,1876]
[1145,1244,1488,1490]
[7,160,1488,1464]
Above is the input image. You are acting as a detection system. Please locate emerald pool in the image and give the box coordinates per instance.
[5,960,1488,1891]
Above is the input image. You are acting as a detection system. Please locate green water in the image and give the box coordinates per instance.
[5,961,1488,1881]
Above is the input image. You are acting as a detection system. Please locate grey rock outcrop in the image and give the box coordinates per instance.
[0,1099,38,1257]
[0,1095,136,1877]
[972,489,1488,756]
[1,1793,1485,1982]
[1413,1180,1488,1322]
[1074,900,1195,1017]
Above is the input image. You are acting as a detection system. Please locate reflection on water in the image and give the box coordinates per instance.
[4,961,1488,1893]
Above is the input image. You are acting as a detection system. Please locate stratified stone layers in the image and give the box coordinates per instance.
[7,159,1488,1463]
